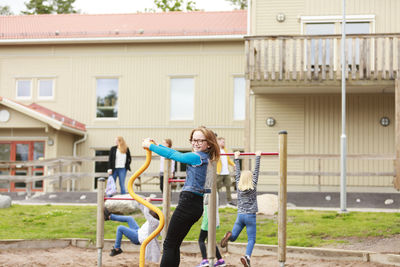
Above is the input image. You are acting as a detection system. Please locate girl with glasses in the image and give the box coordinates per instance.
[142,126,220,267]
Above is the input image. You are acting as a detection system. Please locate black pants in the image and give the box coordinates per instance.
[159,173,164,192]
[198,229,222,260]
[160,191,204,267]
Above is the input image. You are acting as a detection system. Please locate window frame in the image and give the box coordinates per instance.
[37,78,55,100]
[16,79,32,100]
[169,76,195,121]
[95,77,119,120]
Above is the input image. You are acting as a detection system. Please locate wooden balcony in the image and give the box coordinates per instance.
[245,34,400,83]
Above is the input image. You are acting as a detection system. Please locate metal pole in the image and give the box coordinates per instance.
[278,131,287,266]
[96,177,105,267]
[340,0,347,213]
[207,161,217,267]
[162,159,171,244]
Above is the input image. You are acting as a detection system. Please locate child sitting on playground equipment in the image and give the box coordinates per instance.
[196,193,226,267]
[104,197,161,263]
[220,151,261,267]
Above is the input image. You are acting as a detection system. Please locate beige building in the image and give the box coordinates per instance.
[1,0,399,193]
[0,11,247,192]
[246,0,400,191]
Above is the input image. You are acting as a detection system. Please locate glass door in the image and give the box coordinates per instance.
[0,141,45,192]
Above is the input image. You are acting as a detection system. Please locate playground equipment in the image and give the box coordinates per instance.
[160,131,288,267]
[96,147,165,267]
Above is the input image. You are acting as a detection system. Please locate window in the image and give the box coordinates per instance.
[94,150,109,189]
[305,23,335,65]
[96,78,118,118]
[170,78,194,120]
[344,22,370,65]
[233,77,245,120]
[16,80,32,99]
[38,79,54,99]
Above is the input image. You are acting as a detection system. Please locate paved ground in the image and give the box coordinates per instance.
[3,191,400,210]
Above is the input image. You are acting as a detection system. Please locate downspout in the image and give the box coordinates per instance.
[72,133,87,191]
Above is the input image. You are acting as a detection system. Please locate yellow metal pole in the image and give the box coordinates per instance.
[127,148,165,267]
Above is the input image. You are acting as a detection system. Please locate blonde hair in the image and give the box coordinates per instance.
[189,126,220,161]
[116,136,128,154]
[164,138,172,148]
[238,170,254,191]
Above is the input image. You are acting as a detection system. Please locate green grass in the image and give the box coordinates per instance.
[1,205,399,247]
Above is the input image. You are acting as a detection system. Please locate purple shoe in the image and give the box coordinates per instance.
[214,259,226,267]
[196,259,209,267]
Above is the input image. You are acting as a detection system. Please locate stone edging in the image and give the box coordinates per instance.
[0,239,399,266]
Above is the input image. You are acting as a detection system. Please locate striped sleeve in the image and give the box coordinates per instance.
[234,158,241,184]
[252,155,261,187]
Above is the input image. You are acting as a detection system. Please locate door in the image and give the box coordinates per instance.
[0,141,45,192]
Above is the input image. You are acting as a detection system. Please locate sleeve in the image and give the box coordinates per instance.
[252,155,261,187]
[171,160,175,173]
[126,148,132,171]
[107,147,113,170]
[234,158,241,184]
[149,144,201,165]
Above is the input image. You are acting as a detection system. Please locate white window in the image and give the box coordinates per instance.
[305,23,335,65]
[38,79,54,99]
[233,77,245,120]
[96,78,118,118]
[170,78,194,120]
[344,22,370,65]
[16,80,32,99]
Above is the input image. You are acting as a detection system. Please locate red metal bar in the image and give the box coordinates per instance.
[220,152,279,156]
[104,197,163,201]
[168,179,185,183]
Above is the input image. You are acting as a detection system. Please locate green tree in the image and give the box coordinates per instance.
[22,0,78,15]
[146,0,199,12]
[225,0,247,10]
[0,5,13,15]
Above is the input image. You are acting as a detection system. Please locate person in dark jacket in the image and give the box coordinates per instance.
[107,136,131,194]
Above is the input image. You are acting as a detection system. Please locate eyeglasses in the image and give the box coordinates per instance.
[190,139,207,145]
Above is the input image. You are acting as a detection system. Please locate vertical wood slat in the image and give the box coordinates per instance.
[374,37,378,80]
[285,39,290,81]
[263,39,269,80]
[245,40,250,80]
[292,38,297,80]
[345,38,349,80]
[389,37,394,79]
[351,38,356,80]
[329,38,334,80]
[382,38,386,80]
[366,37,371,79]
[314,39,319,80]
[336,38,342,80]
[249,40,255,80]
[279,39,283,81]
[398,37,400,79]
[300,38,304,80]
[321,39,326,80]
[307,39,312,80]
[255,40,261,81]
[271,39,276,81]
[359,38,364,80]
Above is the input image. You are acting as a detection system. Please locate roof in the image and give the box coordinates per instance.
[0,11,247,41]
[0,96,86,135]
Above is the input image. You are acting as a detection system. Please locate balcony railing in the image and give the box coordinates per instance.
[245,33,400,82]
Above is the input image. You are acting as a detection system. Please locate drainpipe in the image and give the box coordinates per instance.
[72,133,87,191]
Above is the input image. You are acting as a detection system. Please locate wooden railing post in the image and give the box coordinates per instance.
[96,177,105,267]
[395,78,400,190]
[162,159,171,244]
[278,131,288,267]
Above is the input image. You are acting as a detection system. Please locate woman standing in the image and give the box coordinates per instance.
[142,126,220,267]
[107,136,132,195]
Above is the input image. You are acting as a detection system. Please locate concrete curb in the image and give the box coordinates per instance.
[0,239,399,266]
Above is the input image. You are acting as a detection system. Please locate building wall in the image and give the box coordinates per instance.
[254,93,394,188]
[252,0,400,35]
[0,40,245,191]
